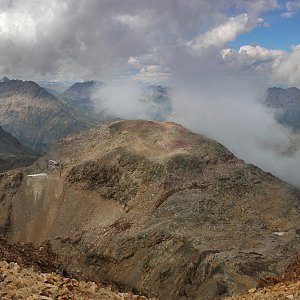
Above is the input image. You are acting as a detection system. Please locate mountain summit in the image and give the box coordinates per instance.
[0,119,299,299]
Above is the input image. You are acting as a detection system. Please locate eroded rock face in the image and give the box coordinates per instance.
[0,120,300,300]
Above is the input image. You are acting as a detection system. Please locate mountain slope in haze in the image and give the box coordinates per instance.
[0,126,38,172]
[266,87,300,130]
[139,85,172,121]
[61,81,172,121]
[0,78,95,153]
[61,80,104,112]
[38,80,71,95]
[0,120,300,300]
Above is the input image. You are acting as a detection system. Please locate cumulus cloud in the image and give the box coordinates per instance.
[273,45,300,87]
[189,14,260,51]
[221,44,286,77]
[282,0,300,18]
[0,0,277,80]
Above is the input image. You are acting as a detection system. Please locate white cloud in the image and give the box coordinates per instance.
[0,0,279,80]
[189,14,256,50]
[282,0,300,18]
[273,44,300,87]
[222,44,285,71]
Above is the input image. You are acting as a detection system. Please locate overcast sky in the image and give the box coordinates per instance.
[0,0,299,86]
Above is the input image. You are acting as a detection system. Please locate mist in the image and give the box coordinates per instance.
[92,57,300,188]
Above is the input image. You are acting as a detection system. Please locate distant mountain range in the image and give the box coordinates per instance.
[2,75,299,156]
[0,78,95,153]
[0,126,38,172]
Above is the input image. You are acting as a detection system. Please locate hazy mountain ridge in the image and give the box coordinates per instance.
[61,80,104,111]
[1,120,299,299]
[60,81,172,121]
[266,87,300,130]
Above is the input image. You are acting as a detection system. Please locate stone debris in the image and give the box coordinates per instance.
[222,281,300,299]
[0,260,152,300]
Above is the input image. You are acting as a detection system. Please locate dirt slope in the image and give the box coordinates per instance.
[0,120,300,300]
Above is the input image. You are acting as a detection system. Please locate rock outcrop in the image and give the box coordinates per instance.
[0,120,300,299]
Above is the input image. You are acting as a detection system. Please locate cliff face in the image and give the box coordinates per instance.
[0,79,94,153]
[0,120,299,300]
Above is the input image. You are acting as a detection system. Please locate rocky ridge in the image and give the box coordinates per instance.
[0,120,300,299]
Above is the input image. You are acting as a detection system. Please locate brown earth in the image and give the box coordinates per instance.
[0,119,300,300]
[0,235,61,274]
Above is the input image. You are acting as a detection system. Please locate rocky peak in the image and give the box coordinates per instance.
[0,77,10,83]
[0,79,56,100]
[63,80,103,98]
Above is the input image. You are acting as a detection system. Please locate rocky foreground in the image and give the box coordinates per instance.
[0,236,150,300]
[1,120,300,299]
[0,234,299,300]
[0,261,150,300]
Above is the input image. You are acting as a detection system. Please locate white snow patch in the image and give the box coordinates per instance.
[274,232,285,236]
[27,173,47,177]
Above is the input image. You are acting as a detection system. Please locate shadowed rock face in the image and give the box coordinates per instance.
[0,79,94,153]
[0,126,38,172]
[0,120,299,300]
